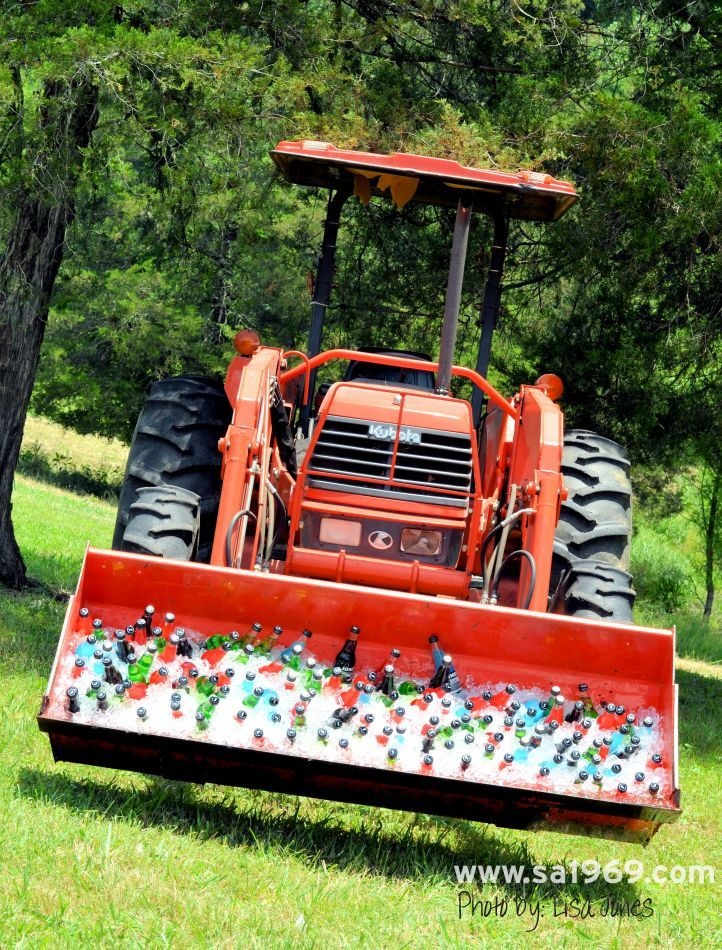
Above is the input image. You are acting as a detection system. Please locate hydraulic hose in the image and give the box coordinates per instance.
[225,508,257,568]
[479,502,534,602]
[267,482,287,563]
[490,548,537,611]
[489,483,518,595]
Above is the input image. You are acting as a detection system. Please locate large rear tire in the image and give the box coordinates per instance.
[552,430,635,622]
[112,376,231,562]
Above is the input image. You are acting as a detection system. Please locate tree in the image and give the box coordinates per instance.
[0,47,99,586]
[0,3,288,585]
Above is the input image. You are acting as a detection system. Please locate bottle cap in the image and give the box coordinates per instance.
[237,710,247,720]
[253,728,264,738]
[339,738,349,748]
[195,710,205,722]
[388,748,398,759]
[137,707,147,718]
[464,734,474,744]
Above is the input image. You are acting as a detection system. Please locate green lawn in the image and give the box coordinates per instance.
[1,473,720,947]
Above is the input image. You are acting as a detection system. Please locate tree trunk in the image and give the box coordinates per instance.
[0,80,98,589]
[703,467,720,618]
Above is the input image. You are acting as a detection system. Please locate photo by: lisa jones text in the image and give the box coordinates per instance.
[457,892,655,932]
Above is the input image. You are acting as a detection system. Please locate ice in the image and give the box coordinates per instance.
[47,611,672,803]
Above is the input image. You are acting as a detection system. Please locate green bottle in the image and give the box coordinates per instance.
[136,643,157,682]
[253,625,283,657]
[126,653,143,683]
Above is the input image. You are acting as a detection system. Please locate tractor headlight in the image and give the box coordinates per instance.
[319,518,362,546]
[400,528,443,557]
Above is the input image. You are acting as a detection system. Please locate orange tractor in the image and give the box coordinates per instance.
[39,142,680,842]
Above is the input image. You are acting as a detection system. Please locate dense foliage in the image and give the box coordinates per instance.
[1,1,720,592]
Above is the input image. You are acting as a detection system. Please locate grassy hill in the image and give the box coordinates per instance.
[0,421,719,947]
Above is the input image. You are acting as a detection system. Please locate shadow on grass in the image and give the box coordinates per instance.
[677,668,722,756]
[17,446,121,502]
[16,765,641,903]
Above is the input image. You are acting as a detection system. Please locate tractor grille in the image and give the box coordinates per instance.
[307,416,472,506]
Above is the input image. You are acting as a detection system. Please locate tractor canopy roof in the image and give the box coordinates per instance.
[271,140,577,221]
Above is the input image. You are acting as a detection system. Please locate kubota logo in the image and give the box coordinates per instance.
[368,530,394,550]
[368,424,421,444]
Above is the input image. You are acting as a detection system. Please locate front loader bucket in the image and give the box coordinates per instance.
[39,548,680,843]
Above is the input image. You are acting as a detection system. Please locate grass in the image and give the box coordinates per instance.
[17,415,127,500]
[1,466,721,947]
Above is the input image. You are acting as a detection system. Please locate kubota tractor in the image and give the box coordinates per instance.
[39,142,680,842]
